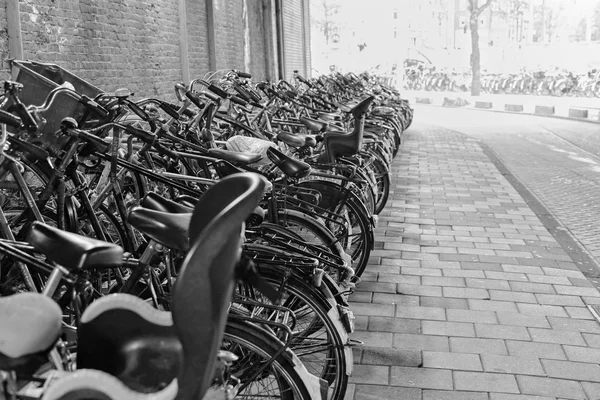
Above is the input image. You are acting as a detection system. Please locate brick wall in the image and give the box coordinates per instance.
[0,0,310,99]
[0,2,9,80]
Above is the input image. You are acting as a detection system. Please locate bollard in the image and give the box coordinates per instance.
[505,104,524,112]
[568,108,588,119]
[474,101,493,109]
[534,105,555,115]
[416,97,433,104]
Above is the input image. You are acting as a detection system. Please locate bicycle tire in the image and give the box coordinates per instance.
[224,318,325,400]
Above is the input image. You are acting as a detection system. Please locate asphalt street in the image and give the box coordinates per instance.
[414,106,600,286]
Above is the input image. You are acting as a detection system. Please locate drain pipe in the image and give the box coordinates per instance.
[6,0,24,75]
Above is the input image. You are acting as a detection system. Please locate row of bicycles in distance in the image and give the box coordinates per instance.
[404,64,600,97]
[0,62,413,400]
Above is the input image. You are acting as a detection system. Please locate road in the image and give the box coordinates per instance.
[412,106,600,284]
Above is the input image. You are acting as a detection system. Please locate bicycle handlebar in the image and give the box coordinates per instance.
[0,109,22,129]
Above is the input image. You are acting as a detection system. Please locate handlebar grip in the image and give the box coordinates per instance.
[236,71,252,79]
[123,124,156,144]
[0,109,22,128]
[203,91,221,103]
[13,104,38,134]
[126,100,150,121]
[159,102,181,119]
[154,142,179,160]
[296,74,313,87]
[207,84,229,99]
[79,95,109,119]
[247,87,262,103]
[230,95,248,107]
[185,90,206,109]
[233,85,252,102]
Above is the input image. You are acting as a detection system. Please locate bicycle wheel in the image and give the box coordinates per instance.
[235,266,349,400]
[224,318,324,400]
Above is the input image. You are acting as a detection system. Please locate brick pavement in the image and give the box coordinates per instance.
[346,127,600,400]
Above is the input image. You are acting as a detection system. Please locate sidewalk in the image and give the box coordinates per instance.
[404,90,600,123]
[346,127,600,399]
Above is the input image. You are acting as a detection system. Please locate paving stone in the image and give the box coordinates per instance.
[583,333,600,348]
[348,364,389,385]
[381,258,421,268]
[466,278,511,291]
[481,354,545,375]
[420,296,469,310]
[377,273,421,285]
[485,271,528,281]
[541,268,586,279]
[439,254,480,262]
[361,347,422,367]
[489,290,537,303]
[349,291,373,303]
[526,274,571,285]
[564,306,594,320]
[528,327,586,345]
[443,269,486,278]
[468,299,519,312]
[534,294,585,307]
[372,293,420,306]
[553,285,600,297]
[563,344,600,363]
[393,333,449,352]
[349,302,395,317]
[502,264,544,275]
[353,385,422,400]
[343,383,355,400]
[450,337,508,355]
[581,382,600,400]
[447,309,497,324]
[443,287,490,299]
[421,260,462,269]
[547,316,600,333]
[350,330,393,348]
[422,320,475,337]
[475,323,530,340]
[422,350,482,371]
[401,267,443,277]
[355,281,398,294]
[505,340,567,360]
[421,276,466,287]
[454,371,519,393]
[368,317,421,334]
[360,271,378,282]
[396,283,442,297]
[396,306,446,321]
[496,311,550,328]
[354,316,369,331]
[489,394,555,400]
[516,303,568,317]
[568,277,594,287]
[517,376,585,399]
[461,261,504,272]
[367,265,402,274]
[390,367,453,390]
[541,359,600,382]
[424,390,488,400]
[509,282,555,294]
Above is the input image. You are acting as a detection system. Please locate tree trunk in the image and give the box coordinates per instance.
[470,13,482,96]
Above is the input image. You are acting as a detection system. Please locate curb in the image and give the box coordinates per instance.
[408,93,600,124]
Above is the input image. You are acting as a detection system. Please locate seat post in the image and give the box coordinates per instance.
[41,266,68,297]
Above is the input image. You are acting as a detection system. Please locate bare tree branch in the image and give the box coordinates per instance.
[477,0,495,15]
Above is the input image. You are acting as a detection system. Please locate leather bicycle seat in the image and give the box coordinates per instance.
[207,148,262,165]
[276,131,317,148]
[141,192,193,214]
[371,106,395,116]
[127,207,192,252]
[266,147,311,179]
[0,293,62,368]
[26,222,123,271]
[75,173,266,399]
[299,116,327,132]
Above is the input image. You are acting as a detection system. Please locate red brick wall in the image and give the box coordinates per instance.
[0,2,9,80]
